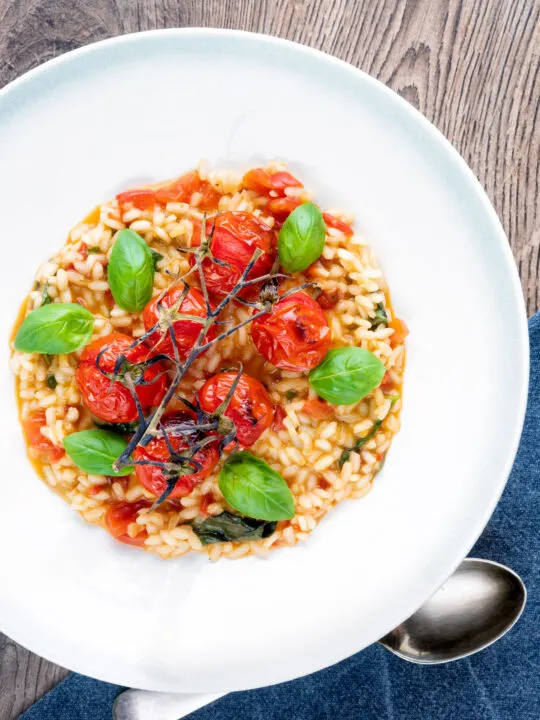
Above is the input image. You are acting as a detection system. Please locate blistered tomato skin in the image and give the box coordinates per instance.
[198,372,274,447]
[143,284,215,358]
[133,412,219,499]
[190,212,276,300]
[76,333,168,423]
[251,292,331,372]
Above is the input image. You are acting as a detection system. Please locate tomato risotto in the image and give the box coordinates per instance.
[10,164,407,560]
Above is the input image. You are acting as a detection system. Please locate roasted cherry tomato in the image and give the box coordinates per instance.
[143,284,216,358]
[24,411,65,462]
[322,212,354,237]
[190,211,276,299]
[198,372,273,447]
[105,500,150,547]
[133,412,219,499]
[251,291,331,372]
[242,168,303,196]
[76,333,168,424]
[117,171,221,213]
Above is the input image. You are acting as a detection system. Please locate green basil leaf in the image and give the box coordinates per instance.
[108,229,154,312]
[14,303,94,355]
[63,429,133,476]
[87,246,101,254]
[192,511,277,545]
[278,201,326,273]
[219,451,295,521]
[309,347,385,405]
[46,374,58,390]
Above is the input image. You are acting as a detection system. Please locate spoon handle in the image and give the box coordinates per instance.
[113,690,224,720]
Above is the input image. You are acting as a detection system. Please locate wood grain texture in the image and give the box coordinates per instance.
[0,0,538,716]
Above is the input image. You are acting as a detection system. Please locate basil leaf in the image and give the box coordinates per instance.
[192,511,277,545]
[46,374,58,389]
[219,451,295,521]
[63,429,133,476]
[278,202,325,273]
[371,302,388,329]
[108,229,154,312]
[309,347,385,405]
[87,246,101,254]
[14,303,94,355]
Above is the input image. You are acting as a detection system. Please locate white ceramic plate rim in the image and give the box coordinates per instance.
[0,28,529,691]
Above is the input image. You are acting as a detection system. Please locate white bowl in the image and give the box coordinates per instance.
[0,29,528,693]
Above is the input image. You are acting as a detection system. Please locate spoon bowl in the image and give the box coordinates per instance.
[379,558,526,664]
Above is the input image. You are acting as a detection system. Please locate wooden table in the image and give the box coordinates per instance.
[0,1,538,716]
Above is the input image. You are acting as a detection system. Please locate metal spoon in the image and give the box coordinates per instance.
[114,558,526,720]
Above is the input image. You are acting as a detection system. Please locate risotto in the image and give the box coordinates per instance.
[10,163,407,560]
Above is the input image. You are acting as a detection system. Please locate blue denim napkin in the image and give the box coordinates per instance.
[20,315,540,720]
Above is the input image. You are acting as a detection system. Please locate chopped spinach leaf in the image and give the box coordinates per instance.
[191,511,277,545]
[371,302,388,329]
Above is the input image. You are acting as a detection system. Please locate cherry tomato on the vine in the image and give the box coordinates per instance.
[76,333,168,424]
[190,211,276,299]
[143,284,216,358]
[251,291,331,372]
[133,411,219,499]
[198,372,273,447]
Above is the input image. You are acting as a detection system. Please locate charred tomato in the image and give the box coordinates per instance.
[143,284,216,358]
[190,212,276,299]
[76,333,168,424]
[133,412,219,499]
[198,372,273,447]
[251,291,331,372]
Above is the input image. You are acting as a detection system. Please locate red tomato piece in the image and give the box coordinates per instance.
[389,318,409,348]
[105,500,150,547]
[24,411,65,462]
[190,211,276,299]
[251,292,331,372]
[133,412,219,499]
[143,284,216,358]
[267,196,302,219]
[322,212,354,237]
[198,372,274,447]
[272,404,287,432]
[76,333,168,424]
[316,289,341,310]
[199,492,215,517]
[302,398,335,419]
[242,168,303,196]
[116,188,157,213]
[116,172,222,214]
